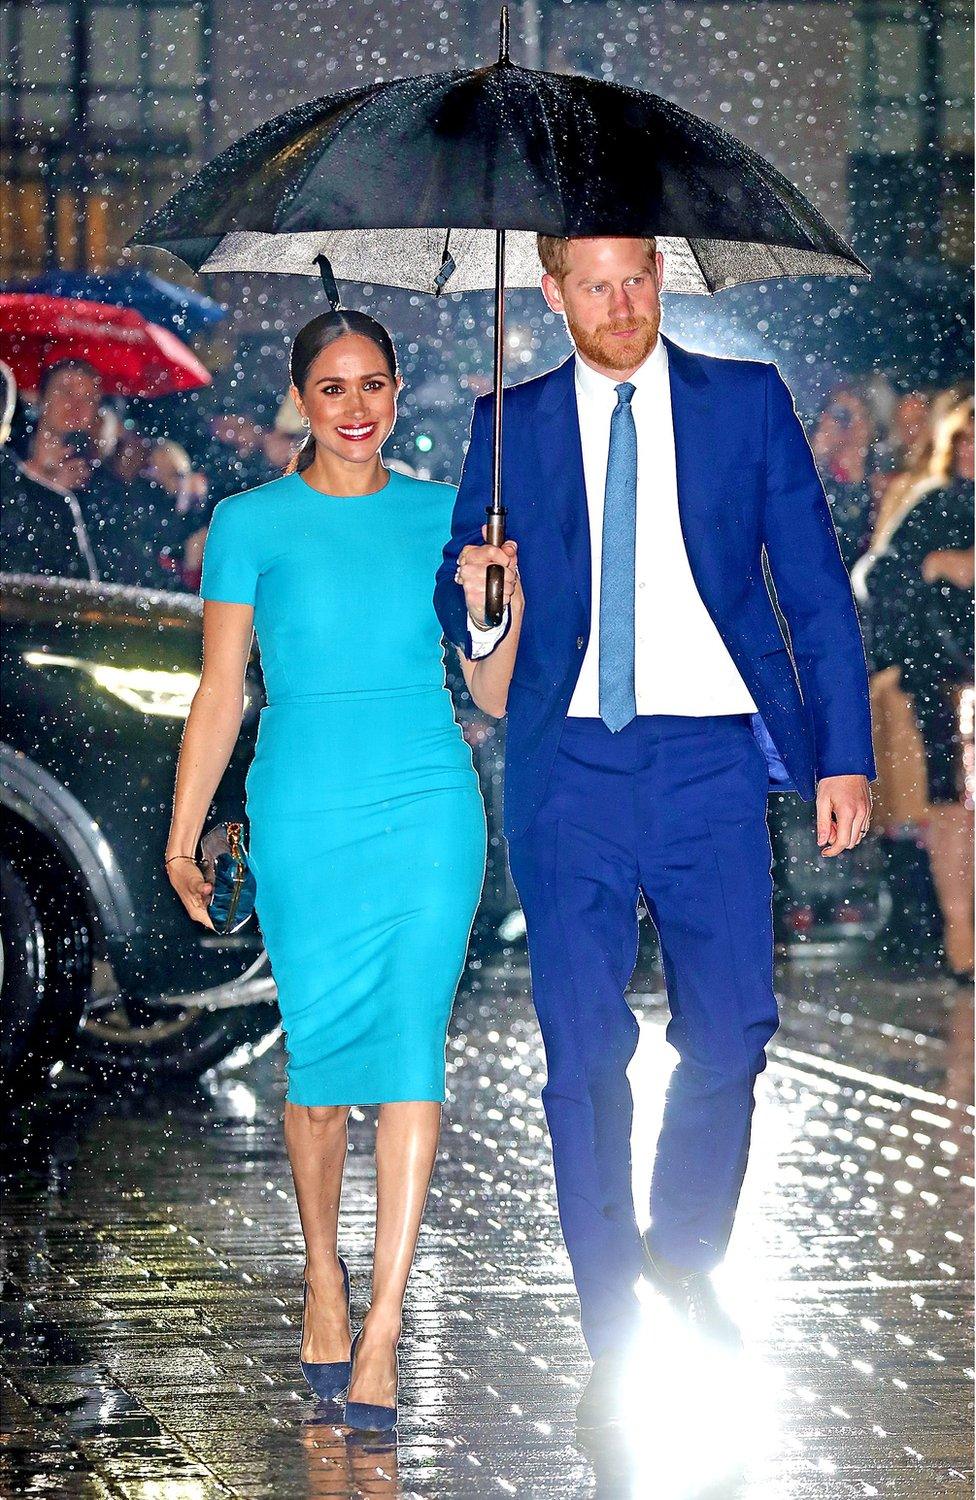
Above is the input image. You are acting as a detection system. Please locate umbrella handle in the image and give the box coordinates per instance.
[484,506,507,626]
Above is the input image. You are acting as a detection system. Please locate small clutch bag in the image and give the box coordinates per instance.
[199,821,257,935]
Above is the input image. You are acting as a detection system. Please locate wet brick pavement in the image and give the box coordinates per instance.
[1,958,972,1499]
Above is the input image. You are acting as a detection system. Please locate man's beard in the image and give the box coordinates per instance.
[567,309,660,372]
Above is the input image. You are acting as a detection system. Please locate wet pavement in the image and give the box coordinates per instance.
[1,955,972,1499]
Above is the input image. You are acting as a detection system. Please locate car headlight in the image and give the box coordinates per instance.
[21,651,246,719]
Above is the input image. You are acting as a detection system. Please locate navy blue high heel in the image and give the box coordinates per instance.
[300,1255,352,1400]
[342,1328,398,1432]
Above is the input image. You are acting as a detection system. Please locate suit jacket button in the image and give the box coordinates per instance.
[576,635,584,649]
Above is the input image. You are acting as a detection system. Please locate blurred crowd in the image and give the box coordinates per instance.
[0,355,303,592]
[0,350,973,982]
[813,378,974,983]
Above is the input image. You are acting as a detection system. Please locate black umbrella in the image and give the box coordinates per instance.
[130,6,869,623]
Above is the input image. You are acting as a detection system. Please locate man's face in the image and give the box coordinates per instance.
[42,367,102,436]
[541,238,665,376]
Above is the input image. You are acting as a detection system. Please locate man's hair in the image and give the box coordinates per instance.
[536,234,658,282]
[39,357,101,396]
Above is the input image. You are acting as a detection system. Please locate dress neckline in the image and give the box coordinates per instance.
[293,466,394,500]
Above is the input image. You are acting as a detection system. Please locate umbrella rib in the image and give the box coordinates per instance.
[678,237,715,295]
[274,70,469,237]
[609,79,840,254]
[521,70,570,229]
[271,104,372,234]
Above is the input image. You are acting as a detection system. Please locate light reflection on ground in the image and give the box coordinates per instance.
[0,960,971,1497]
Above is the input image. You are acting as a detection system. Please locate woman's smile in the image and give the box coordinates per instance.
[335,421,378,442]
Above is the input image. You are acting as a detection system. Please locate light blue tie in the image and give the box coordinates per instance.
[599,381,637,732]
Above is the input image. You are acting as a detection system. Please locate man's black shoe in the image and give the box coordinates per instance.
[640,1232,743,1350]
[575,1348,632,1430]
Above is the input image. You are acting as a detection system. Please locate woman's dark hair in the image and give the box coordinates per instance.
[285,309,398,475]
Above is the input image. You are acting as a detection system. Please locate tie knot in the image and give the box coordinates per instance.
[615,381,636,407]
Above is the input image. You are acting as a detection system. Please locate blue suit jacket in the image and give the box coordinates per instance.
[434,334,876,841]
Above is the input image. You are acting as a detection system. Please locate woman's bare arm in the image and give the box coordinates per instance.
[455,582,525,718]
[165,599,255,927]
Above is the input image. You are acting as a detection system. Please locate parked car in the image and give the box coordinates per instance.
[0,571,278,1101]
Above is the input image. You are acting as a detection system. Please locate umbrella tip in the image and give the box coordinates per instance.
[498,5,510,63]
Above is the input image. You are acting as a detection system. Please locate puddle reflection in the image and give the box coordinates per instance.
[299,1406,400,1498]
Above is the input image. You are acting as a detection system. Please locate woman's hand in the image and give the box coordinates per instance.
[166,854,216,929]
[455,526,520,625]
[510,566,525,620]
[453,535,525,718]
[922,548,975,588]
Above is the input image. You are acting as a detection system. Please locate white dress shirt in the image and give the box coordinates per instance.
[468,338,757,717]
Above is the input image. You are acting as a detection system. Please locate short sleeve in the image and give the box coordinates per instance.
[199,498,260,605]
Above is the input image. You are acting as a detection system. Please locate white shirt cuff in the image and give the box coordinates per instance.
[467,606,509,658]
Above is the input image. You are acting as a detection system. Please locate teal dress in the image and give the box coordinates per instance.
[199,466,487,1106]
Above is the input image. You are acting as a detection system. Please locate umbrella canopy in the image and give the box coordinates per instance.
[3,270,227,336]
[0,294,211,398]
[129,33,868,295]
[129,5,869,622]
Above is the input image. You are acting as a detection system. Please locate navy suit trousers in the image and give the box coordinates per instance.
[506,711,779,1358]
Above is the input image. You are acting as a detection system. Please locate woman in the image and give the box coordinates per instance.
[165,309,522,1429]
[856,390,974,984]
[811,385,877,570]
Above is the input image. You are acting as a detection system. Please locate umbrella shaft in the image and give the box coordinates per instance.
[482,225,507,627]
[490,228,506,521]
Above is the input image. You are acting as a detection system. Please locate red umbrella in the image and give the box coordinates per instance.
[0,293,211,397]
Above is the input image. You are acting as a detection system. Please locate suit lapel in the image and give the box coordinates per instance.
[534,355,590,621]
[659,333,714,592]
[529,335,713,626]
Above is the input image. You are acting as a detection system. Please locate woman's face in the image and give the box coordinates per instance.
[291,333,400,467]
[814,391,872,459]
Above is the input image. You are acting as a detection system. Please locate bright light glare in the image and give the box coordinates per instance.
[22,651,227,718]
[591,1308,783,1498]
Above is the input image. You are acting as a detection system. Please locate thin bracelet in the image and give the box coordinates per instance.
[164,853,198,866]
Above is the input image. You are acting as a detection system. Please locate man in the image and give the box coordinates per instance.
[18,358,135,581]
[0,360,97,580]
[433,236,874,1427]
[20,357,104,475]
[17,359,188,590]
